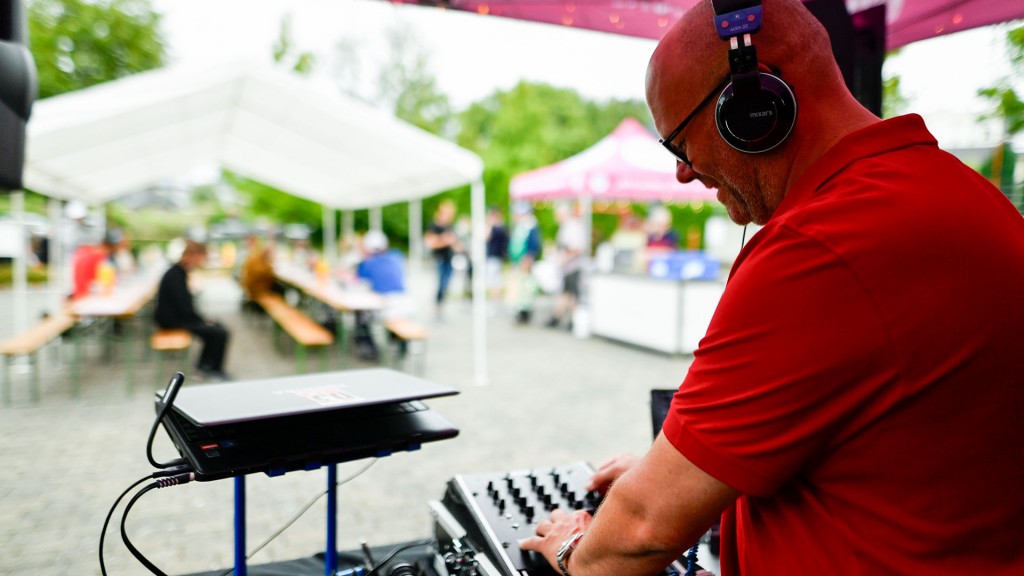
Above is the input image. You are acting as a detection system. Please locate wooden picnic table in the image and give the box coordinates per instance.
[273,263,385,365]
[65,266,167,394]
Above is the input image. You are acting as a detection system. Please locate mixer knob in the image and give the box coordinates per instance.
[497,498,506,512]
[560,482,570,494]
[511,487,521,498]
[551,470,561,484]
[524,505,535,521]
[528,474,538,487]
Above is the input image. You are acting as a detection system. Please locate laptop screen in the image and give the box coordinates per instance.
[649,388,676,439]
[165,368,459,426]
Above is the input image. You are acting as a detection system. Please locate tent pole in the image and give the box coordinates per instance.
[471,180,488,386]
[369,207,382,232]
[12,191,28,335]
[409,199,423,274]
[581,194,593,298]
[48,197,63,313]
[322,207,337,265]
[342,210,354,253]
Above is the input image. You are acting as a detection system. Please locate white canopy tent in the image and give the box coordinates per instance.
[18,61,490,385]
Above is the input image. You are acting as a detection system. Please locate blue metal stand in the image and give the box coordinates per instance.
[325,464,338,576]
[234,475,247,576]
[232,465,339,576]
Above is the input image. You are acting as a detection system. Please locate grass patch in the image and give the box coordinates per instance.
[0,263,50,287]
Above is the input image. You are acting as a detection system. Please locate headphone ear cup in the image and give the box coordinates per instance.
[715,72,797,153]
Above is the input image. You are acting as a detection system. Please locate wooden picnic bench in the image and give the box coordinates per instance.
[254,293,334,373]
[150,329,193,380]
[0,313,77,404]
[383,317,428,375]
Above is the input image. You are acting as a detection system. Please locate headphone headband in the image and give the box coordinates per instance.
[712,0,764,40]
[709,0,798,154]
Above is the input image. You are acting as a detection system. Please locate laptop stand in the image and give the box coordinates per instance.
[232,464,341,576]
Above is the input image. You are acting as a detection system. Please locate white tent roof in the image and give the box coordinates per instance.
[23,61,483,208]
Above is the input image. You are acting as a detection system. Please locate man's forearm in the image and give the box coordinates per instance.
[567,471,696,576]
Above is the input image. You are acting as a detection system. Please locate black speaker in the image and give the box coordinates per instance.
[0,0,38,192]
[711,0,798,154]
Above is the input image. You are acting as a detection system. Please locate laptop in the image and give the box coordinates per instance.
[650,388,676,438]
[156,368,460,481]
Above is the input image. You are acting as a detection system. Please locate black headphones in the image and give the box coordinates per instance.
[711,0,797,153]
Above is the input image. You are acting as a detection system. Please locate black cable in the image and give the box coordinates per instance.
[363,539,434,576]
[119,472,195,576]
[147,371,187,470]
[100,474,150,576]
[120,483,168,576]
[100,467,193,576]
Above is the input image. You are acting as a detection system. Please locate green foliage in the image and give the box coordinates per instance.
[0,190,50,217]
[377,21,453,135]
[272,14,316,75]
[977,22,1024,138]
[978,85,1024,136]
[223,170,324,240]
[882,74,909,119]
[454,80,668,242]
[28,0,166,99]
[0,263,49,287]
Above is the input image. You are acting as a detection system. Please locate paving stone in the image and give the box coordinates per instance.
[0,271,697,575]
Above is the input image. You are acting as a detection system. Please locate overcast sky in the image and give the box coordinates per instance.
[152,0,1021,147]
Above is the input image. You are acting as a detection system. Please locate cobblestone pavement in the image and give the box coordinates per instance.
[0,271,707,576]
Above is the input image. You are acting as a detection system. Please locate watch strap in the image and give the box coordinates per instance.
[556,532,584,576]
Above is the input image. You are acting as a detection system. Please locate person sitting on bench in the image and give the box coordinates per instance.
[353,231,411,361]
[154,240,231,381]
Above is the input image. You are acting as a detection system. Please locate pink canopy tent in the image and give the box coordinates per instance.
[509,117,716,203]
[386,1,1024,50]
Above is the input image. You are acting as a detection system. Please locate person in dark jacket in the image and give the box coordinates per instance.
[155,240,231,380]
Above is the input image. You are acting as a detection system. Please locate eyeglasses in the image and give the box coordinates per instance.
[659,78,730,168]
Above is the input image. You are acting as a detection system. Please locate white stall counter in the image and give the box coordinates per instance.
[589,273,725,355]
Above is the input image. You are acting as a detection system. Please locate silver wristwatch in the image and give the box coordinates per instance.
[556,532,584,576]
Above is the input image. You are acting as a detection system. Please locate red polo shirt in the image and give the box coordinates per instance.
[662,115,1024,574]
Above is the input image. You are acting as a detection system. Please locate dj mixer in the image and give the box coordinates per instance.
[430,462,600,576]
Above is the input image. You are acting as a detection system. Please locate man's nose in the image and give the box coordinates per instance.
[676,159,699,183]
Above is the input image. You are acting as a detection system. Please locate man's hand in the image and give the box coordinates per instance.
[519,508,592,573]
[586,454,640,494]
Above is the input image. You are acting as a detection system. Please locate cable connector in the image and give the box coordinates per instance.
[151,465,191,478]
[154,472,194,488]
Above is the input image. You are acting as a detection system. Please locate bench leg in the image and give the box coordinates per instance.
[335,314,347,369]
[71,331,82,399]
[30,351,40,403]
[1,355,9,406]
[155,350,165,382]
[297,345,307,374]
[123,319,136,396]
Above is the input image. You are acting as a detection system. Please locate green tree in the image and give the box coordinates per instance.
[978,22,1024,205]
[27,0,165,99]
[376,20,453,136]
[272,14,316,75]
[455,81,680,243]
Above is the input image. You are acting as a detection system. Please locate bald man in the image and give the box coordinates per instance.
[521,1,1024,574]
